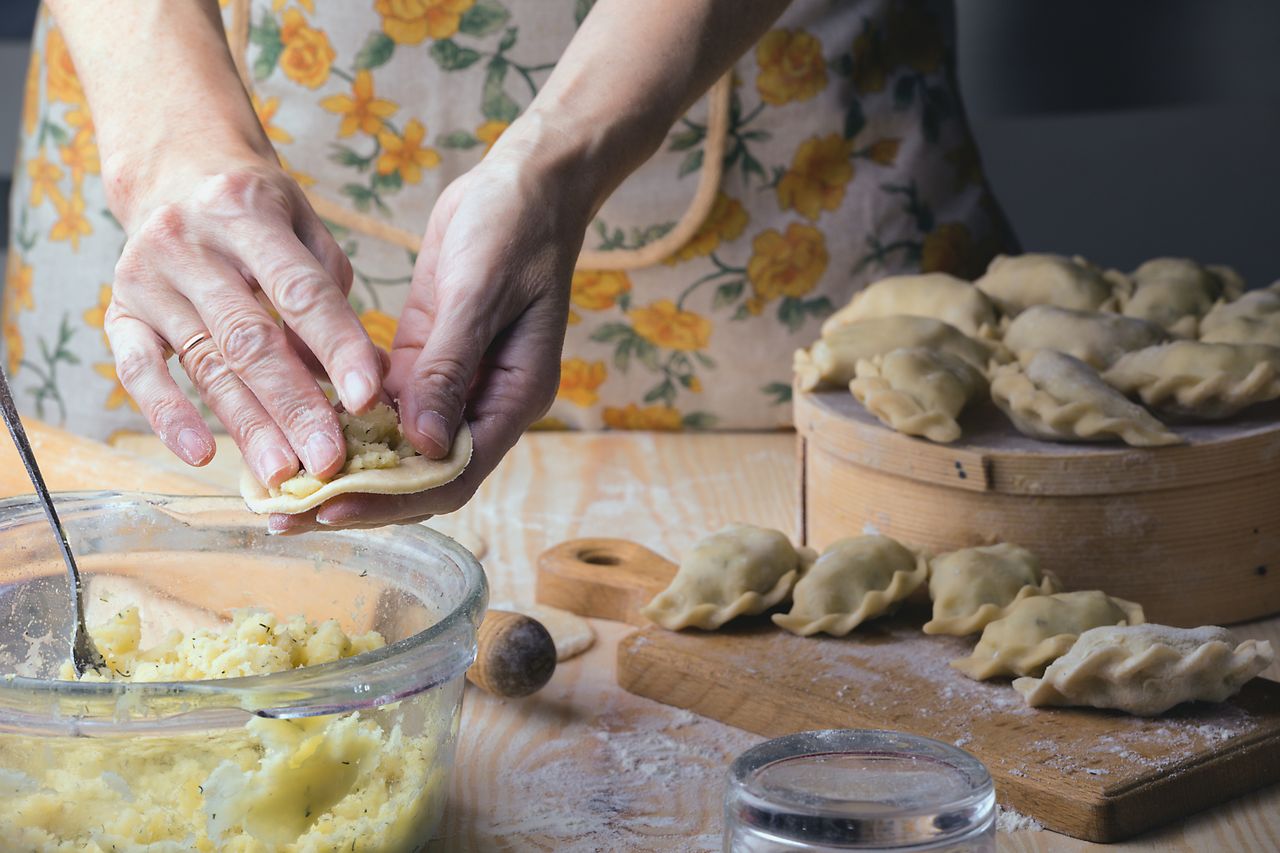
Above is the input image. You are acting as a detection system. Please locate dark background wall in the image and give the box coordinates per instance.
[2,0,1278,284]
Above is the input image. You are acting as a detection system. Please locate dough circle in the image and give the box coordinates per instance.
[241,422,474,514]
[490,601,596,662]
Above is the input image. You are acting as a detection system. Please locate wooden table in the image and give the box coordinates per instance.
[2,421,1278,851]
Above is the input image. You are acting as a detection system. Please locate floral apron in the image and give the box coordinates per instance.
[3,0,1011,440]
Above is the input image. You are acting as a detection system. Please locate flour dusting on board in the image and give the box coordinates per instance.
[996,805,1043,833]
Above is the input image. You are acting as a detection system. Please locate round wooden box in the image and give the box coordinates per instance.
[794,389,1280,626]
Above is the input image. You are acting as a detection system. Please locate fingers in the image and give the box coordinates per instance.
[104,309,214,467]
[236,219,380,415]
[155,260,348,480]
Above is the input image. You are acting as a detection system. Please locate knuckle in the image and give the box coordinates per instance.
[270,269,327,317]
[218,313,283,368]
[137,203,189,245]
[275,397,335,440]
[114,350,153,392]
[417,358,471,411]
[183,345,233,392]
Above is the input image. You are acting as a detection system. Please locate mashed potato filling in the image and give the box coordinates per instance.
[278,404,416,499]
[2,608,454,852]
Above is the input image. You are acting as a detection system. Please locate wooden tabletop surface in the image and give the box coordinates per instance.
[2,420,1277,851]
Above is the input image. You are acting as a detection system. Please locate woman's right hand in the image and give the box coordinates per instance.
[103,153,384,488]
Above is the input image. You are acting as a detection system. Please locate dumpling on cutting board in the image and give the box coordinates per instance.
[1199,290,1280,347]
[794,315,1006,392]
[640,524,815,631]
[923,543,1060,636]
[849,348,988,444]
[1102,341,1280,420]
[1000,306,1168,370]
[1120,258,1243,338]
[241,403,472,514]
[821,273,999,338]
[951,590,1145,680]
[974,253,1119,317]
[1013,624,1274,716]
[991,350,1183,446]
[772,535,928,637]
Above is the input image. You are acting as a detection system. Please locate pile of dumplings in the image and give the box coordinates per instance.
[794,254,1280,446]
[640,523,1274,716]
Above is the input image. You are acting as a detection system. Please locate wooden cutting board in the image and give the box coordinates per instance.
[536,538,1280,844]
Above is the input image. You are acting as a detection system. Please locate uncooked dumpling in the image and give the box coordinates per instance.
[991,350,1182,446]
[640,524,815,631]
[1103,341,1280,420]
[1199,290,1280,347]
[241,404,473,514]
[794,316,1006,392]
[772,535,928,637]
[1001,306,1168,369]
[951,590,1145,680]
[974,254,1118,317]
[923,543,1060,636]
[1121,258,1242,338]
[849,348,988,443]
[1013,624,1274,716]
[822,273,998,338]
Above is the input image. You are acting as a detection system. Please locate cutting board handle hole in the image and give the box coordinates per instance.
[577,549,622,567]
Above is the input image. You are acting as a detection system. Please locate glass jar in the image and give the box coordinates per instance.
[725,729,995,852]
[0,492,486,852]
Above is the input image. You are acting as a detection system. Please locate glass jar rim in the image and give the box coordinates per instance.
[0,492,487,735]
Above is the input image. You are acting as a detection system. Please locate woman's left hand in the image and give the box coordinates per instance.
[268,118,588,533]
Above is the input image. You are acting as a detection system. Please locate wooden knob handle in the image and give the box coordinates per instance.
[466,609,557,698]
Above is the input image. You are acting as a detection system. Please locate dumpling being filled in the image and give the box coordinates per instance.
[849,348,988,443]
[1013,624,1274,716]
[772,535,928,637]
[1001,306,1168,370]
[794,316,1006,392]
[1120,258,1243,338]
[991,350,1182,446]
[640,524,815,631]
[1102,341,1280,420]
[923,543,1060,636]
[974,254,1118,317]
[1199,290,1280,347]
[951,590,1145,680]
[821,273,999,338]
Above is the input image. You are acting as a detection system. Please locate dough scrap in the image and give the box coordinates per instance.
[490,601,595,662]
[821,272,999,338]
[951,590,1145,681]
[850,348,988,443]
[923,543,1061,636]
[794,315,1007,392]
[991,350,1182,446]
[1013,624,1274,716]
[1199,290,1280,347]
[1001,305,1168,370]
[1121,258,1241,338]
[772,535,929,637]
[974,253,1118,317]
[1102,340,1280,420]
[241,405,473,514]
[640,524,815,631]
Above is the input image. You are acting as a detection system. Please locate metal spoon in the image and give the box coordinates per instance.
[0,364,103,675]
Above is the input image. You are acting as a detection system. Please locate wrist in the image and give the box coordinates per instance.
[102,126,277,233]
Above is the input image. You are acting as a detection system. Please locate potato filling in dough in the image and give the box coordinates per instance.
[3,608,453,852]
[278,403,417,500]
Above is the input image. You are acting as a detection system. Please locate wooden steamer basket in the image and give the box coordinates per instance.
[795,388,1280,626]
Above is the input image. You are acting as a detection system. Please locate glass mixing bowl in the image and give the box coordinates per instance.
[0,492,486,852]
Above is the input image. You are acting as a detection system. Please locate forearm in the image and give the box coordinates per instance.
[47,0,272,229]
[495,0,790,214]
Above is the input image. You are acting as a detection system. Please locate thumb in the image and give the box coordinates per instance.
[399,298,496,459]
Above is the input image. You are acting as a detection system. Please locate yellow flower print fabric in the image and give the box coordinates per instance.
[4,0,1011,437]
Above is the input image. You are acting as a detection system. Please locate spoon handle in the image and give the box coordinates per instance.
[0,364,99,671]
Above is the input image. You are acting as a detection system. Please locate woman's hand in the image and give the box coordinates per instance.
[105,154,385,488]
[268,121,582,533]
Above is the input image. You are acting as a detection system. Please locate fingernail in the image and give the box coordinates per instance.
[305,432,343,473]
[340,371,377,411]
[415,411,451,458]
[259,447,295,486]
[177,428,212,465]
[266,515,289,535]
